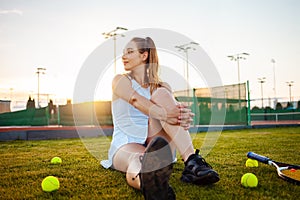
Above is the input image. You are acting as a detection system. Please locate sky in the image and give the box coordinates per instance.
[0,0,300,110]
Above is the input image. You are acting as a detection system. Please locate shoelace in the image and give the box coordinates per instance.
[195,156,212,169]
[194,149,212,168]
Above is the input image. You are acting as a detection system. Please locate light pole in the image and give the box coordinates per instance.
[36,67,46,108]
[228,52,249,118]
[258,77,266,108]
[228,53,249,85]
[271,59,277,106]
[175,41,199,96]
[102,27,128,75]
[286,81,294,102]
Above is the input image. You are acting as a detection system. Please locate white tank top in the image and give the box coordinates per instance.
[101,75,151,169]
[112,77,151,140]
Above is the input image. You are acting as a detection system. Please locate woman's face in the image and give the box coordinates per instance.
[122,41,148,71]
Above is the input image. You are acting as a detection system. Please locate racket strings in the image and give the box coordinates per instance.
[281,169,300,181]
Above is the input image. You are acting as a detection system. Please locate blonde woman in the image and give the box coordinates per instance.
[101,37,219,199]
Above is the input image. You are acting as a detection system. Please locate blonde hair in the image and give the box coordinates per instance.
[131,37,160,94]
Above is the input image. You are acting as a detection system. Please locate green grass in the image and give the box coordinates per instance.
[1,127,300,199]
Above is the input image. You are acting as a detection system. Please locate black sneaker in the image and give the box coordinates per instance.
[181,149,220,185]
[140,137,175,200]
[167,185,176,200]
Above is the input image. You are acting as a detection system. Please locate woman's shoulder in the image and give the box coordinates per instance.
[112,73,133,101]
[112,73,131,86]
[159,82,172,92]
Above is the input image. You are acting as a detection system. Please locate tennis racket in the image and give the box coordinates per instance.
[247,152,300,185]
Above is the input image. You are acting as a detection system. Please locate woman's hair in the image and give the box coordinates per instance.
[131,37,160,94]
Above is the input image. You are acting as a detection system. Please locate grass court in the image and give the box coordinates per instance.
[1,127,300,199]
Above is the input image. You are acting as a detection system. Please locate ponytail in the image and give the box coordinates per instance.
[131,37,160,94]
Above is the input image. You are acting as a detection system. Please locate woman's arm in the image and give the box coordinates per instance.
[112,74,181,124]
[158,82,195,128]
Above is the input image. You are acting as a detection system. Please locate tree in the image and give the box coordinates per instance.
[275,102,282,110]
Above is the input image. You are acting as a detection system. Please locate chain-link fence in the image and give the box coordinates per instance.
[1,82,299,126]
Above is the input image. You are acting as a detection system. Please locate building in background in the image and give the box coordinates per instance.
[0,100,11,114]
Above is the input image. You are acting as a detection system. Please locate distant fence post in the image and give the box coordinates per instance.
[57,105,60,125]
[45,106,50,125]
[247,80,251,126]
[192,88,197,126]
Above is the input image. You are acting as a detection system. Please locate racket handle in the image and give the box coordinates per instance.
[247,152,271,164]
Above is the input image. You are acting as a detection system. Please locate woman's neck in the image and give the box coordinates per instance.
[129,65,146,85]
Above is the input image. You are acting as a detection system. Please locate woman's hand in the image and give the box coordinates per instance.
[165,104,194,130]
[177,104,195,130]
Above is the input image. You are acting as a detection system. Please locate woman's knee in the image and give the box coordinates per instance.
[151,87,177,107]
[113,144,144,172]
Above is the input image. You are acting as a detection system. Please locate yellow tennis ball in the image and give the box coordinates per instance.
[51,157,62,164]
[245,158,258,167]
[41,176,60,192]
[241,173,258,188]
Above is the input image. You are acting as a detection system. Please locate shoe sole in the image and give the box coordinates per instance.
[181,170,220,185]
[140,137,173,200]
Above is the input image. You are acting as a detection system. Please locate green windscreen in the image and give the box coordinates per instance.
[174,83,247,125]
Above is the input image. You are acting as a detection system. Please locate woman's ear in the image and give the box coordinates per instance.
[142,51,149,61]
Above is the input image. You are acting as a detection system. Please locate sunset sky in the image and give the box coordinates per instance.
[0,0,300,110]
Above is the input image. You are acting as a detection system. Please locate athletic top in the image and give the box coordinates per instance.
[101,75,151,169]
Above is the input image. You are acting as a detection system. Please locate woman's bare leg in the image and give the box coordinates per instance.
[148,87,194,162]
[112,143,145,189]
[149,87,220,185]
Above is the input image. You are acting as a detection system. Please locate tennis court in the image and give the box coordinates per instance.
[0,127,299,199]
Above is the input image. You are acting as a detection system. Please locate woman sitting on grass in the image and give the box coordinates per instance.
[101,37,220,199]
